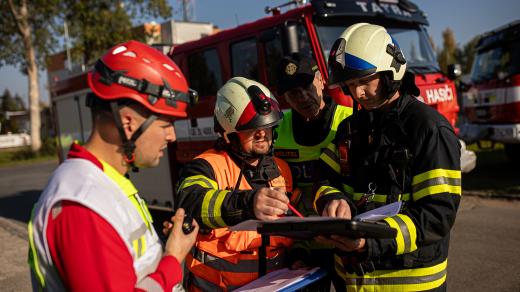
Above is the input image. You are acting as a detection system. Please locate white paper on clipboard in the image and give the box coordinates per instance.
[234,267,321,292]
[353,201,402,222]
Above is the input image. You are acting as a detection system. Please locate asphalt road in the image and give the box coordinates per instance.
[1,159,519,291]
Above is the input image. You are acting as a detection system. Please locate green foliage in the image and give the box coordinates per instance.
[0,0,61,71]
[2,137,57,163]
[61,0,173,65]
[437,27,480,76]
[39,136,57,156]
[10,147,38,161]
[0,89,26,134]
[460,36,480,75]
[438,28,459,74]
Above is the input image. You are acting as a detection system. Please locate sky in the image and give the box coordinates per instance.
[1,0,518,105]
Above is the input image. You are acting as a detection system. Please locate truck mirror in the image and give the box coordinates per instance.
[188,89,199,107]
[282,21,300,54]
[447,63,462,80]
[458,81,470,93]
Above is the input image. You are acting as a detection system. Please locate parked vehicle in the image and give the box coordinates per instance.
[50,0,469,209]
[460,20,520,163]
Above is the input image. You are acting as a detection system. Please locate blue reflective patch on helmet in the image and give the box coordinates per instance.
[390,36,400,48]
[345,53,377,71]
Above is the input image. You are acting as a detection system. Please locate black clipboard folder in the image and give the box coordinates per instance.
[257,218,396,240]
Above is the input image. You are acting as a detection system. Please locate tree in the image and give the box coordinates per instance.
[0,0,61,151]
[61,0,173,65]
[0,89,25,134]
[438,27,458,74]
[460,36,480,75]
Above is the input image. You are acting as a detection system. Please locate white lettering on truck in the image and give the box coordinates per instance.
[355,1,412,17]
[425,85,454,104]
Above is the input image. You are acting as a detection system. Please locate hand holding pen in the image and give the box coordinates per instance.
[253,187,289,220]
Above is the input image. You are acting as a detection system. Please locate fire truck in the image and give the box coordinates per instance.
[460,20,520,163]
[50,0,469,210]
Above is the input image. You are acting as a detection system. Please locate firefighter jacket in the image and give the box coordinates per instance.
[175,146,293,291]
[28,154,164,291]
[314,93,461,291]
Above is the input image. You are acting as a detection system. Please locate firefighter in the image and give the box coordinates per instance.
[313,23,461,291]
[27,41,199,291]
[175,77,293,291]
[273,53,352,287]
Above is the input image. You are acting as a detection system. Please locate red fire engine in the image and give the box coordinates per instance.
[460,20,520,163]
[50,0,470,209]
[170,0,463,165]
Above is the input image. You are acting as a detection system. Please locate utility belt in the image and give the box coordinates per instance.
[190,246,286,273]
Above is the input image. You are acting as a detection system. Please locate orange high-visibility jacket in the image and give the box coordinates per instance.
[184,149,293,291]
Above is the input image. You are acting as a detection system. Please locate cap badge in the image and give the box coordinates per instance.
[285,62,297,75]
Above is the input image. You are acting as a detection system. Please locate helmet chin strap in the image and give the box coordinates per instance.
[364,73,401,111]
[110,102,157,173]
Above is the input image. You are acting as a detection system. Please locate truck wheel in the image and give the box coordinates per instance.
[504,144,520,163]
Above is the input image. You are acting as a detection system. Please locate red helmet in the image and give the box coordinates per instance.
[88,40,191,118]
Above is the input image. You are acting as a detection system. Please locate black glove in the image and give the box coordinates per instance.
[339,251,375,276]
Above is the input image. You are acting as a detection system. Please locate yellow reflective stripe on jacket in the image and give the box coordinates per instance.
[178,174,218,191]
[28,207,45,288]
[342,183,411,203]
[320,143,340,174]
[350,193,412,203]
[342,183,353,195]
[335,255,448,291]
[384,214,418,255]
[132,237,147,258]
[314,185,342,211]
[100,160,138,195]
[202,190,229,228]
[100,160,152,258]
[412,169,461,201]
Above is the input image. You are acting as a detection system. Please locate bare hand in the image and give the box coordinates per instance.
[322,199,351,219]
[315,235,366,253]
[254,187,289,220]
[164,208,199,262]
[162,220,173,236]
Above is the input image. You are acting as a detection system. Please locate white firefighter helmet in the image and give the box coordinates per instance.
[214,77,282,136]
[328,23,407,86]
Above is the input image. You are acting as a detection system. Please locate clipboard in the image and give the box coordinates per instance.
[257,218,396,239]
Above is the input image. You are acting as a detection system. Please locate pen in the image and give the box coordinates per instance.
[287,203,304,218]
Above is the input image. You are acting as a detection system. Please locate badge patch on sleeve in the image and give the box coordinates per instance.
[274,149,299,159]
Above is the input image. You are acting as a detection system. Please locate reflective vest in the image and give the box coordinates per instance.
[275,105,352,216]
[186,149,293,291]
[28,159,162,291]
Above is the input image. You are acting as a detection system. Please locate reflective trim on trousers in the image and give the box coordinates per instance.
[335,255,448,291]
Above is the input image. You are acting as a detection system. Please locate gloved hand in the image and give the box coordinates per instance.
[339,251,375,276]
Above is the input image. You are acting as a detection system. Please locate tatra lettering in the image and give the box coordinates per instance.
[371,2,384,13]
[391,4,402,15]
[355,1,368,12]
[355,1,412,17]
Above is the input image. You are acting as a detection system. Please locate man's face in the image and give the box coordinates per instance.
[283,73,324,120]
[134,115,176,168]
[345,73,387,110]
[236,127,273,156]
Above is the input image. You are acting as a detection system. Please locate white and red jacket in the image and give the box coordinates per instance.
[28,143,182,291]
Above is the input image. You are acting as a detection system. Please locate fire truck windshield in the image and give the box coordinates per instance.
[315,25,440,74]
[471,39,520,83]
